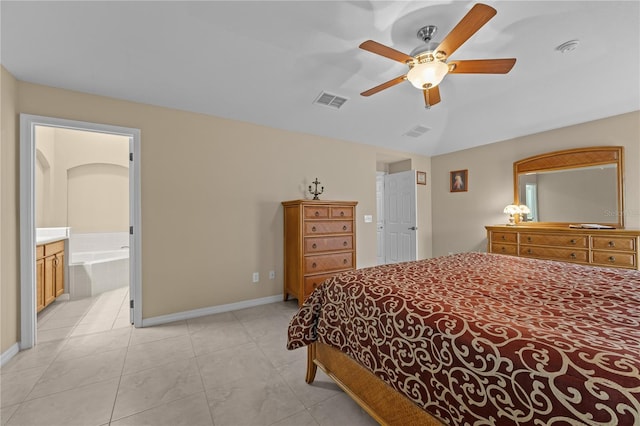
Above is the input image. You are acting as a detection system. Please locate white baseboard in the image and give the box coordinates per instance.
[141,294,284,328]
[1,342,20,367]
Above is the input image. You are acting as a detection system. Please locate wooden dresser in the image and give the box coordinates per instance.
[283,200,357,306]
[486,225,640,270]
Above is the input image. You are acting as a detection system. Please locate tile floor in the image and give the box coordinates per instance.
[1,288,377,426]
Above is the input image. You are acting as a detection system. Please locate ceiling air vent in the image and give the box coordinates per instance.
[313,91,348,110]
[403,125,431,138]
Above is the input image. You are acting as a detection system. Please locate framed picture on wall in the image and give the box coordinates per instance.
[450,169,468,192]
[416,171,427,185]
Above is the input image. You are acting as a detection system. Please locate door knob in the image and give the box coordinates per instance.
[408,226,418,231]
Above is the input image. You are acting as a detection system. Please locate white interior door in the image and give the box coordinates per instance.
[376,174,385,265]
[384,170,417,263]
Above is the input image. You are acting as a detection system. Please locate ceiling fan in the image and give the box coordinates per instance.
[359,3,516,108]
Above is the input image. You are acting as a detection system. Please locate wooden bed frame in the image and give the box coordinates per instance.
[306,342,444,425]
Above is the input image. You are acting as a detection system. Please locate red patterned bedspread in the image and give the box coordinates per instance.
[287,253,640,425]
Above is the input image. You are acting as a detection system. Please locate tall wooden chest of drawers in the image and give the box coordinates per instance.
[486,225,640,270]
[283,200,357,306]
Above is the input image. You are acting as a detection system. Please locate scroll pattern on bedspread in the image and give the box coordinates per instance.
[287,252,640,425]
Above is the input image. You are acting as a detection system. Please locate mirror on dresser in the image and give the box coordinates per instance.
[513,146,624,228]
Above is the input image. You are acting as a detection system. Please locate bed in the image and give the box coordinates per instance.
[287,252,640,425]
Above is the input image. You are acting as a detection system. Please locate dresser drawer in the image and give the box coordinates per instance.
[592,236,636,252]
[490,244,517,255]
[304,221,352,235]
[519,246,588,263]
[303,273,338,297]
[331,206,354,219]
[520,233,588,248]
[304,206,329,219]
[44,240,65,256]
[305,236,353,253]
[592,251,636,269]
[304,252,354,274]
[491,232,517,244]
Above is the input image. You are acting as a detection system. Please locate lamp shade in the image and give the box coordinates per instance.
[518,205,531,215]
[503,204,520,215]
[406,60,449,89]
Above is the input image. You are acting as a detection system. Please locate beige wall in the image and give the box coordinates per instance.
[0,74,432,351]
[431,111,640,256]
[35,127,129,232]
[1,67,19,353]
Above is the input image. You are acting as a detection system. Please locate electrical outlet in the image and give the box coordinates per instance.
[269,271,275,279]
[252,272,259,283]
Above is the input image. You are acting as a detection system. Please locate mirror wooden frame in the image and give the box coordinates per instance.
[513,146,624,228]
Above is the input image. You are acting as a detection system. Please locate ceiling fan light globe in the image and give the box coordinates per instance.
[406,61,449,89]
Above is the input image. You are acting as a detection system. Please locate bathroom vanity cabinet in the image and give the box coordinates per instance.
[36,239,66,312]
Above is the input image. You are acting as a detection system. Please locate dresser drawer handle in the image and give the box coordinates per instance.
[501,235,506,240]
[527,237,532,242]
[314,211,320,217]
[313,282,318,289]
[312,243,317,249]
[570,239,576,245]
[343,258,348,264]
[501,247,506,252]
[311,226,317,232]
[609,256,616,263]
[340,211,345,217]
[343,241,348,247]
[312,262,317,268]
[343,225,347,231]
[608,241,615,247]
[527,249,532,254]
[570,253,576,259]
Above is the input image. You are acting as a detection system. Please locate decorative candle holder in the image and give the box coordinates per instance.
[308,178,324,200]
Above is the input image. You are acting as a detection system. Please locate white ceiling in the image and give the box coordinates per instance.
[1,1,638,156]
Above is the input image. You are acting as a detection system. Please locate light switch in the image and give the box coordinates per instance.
[364,215,373,223]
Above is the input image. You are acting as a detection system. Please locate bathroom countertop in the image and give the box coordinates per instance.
[36,236,68,245]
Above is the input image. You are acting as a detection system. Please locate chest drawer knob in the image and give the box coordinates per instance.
[343,241,348,247]
[343,225,347,231]
[343,258,348,264]
[501,235,506,240]
[314,211,320,217]
[340,211,345,217]
[527,248,532,254]
[609,256,616,263]
[311,226,317,232]
[608,241,615,247]
[527,237,532,242]
[570,239,576,245]
[501,247,506,252]
[312,243,317,249]
[570,253,576,259]
[312,262,317,268]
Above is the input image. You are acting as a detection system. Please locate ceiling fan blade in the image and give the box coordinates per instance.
[435,3,497,59]
[359,40,414,64]
[361,75,407,96]
[448,58,516,74]
[423,86,441,108]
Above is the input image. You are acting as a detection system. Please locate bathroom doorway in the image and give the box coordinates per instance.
[20,115,141,349]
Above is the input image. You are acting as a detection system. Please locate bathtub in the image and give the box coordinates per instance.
[68,249,129,299]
